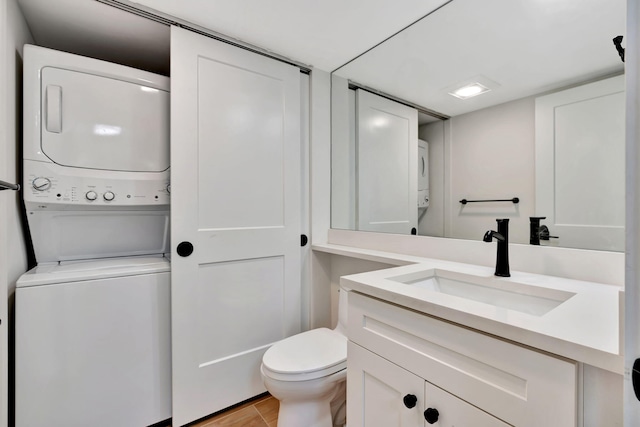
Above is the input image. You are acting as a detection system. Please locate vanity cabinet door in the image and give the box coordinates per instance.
[349,341,511,427]
[424,382,510,427]
[348,341,425,427]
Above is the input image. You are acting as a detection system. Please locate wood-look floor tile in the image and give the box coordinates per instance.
[200,406,268,427]
[255,397,279,424]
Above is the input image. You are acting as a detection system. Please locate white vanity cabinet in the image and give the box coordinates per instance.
[348,343,510,426]
[347,291,578,427]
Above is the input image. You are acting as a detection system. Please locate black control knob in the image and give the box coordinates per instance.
[403,394,417,409]
[424,408,439,424]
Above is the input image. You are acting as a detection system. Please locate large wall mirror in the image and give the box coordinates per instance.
[330,0,626,251]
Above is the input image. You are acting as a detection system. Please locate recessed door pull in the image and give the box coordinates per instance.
[177,241,194,257]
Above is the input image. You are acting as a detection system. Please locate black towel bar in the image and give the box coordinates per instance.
[460,197,519,205]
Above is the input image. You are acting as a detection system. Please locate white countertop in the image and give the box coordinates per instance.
[313,243,623,374]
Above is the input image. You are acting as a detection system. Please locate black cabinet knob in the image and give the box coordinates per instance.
[177,241,194,257]
[424,408,439,424]
[411,227,417,235]
[402,394,417,409]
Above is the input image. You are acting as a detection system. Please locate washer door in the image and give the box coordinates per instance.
[40,66,169,172]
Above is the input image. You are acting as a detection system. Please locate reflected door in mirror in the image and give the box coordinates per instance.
[535,75,624,251]
[356,90,418,234]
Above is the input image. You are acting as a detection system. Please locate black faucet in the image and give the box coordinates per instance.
[529,216,558,245]
[529,217,546,245]
[483,219,510,277]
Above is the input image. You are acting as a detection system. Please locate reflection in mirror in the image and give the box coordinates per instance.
[330,0,626,251]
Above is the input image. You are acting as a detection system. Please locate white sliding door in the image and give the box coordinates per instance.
[356,89,418,234]
[170,27,301,426]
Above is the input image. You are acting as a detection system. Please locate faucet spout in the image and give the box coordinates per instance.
[483,219,510,277]
[483,230,504,242]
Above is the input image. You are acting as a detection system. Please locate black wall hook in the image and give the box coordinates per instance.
[613,35,625,63]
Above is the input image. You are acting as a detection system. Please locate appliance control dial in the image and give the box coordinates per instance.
[103,191,115,201]
[85,191,98,201]
[32,177,51,191]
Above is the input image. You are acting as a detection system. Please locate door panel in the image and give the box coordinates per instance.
[171,26,301,426]
[196,56,285,229]
[535,75,624,251]
[356,89,418,234]
[196,257,285,363]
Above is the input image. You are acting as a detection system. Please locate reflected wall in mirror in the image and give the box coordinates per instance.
[331,0,626,251]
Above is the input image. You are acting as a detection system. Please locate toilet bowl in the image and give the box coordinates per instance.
[261,290,348,427]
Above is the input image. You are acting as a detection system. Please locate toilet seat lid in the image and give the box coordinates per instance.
[262,328,347,380]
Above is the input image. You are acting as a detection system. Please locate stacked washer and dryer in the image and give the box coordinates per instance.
[15,45,172,427]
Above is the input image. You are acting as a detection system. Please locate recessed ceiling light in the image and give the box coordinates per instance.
[449,82,491,99]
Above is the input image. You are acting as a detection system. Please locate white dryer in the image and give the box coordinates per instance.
[15,257,171,427]
[16,45,172,427]
[22,44,171,263]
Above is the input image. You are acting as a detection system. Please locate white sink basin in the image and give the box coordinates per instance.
[387,269,576,316]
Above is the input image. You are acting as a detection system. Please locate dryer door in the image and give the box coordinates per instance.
[40,67,169,172]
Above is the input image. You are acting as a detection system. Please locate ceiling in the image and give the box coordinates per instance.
[16,0,626,119]
[334,0,626,117]
[16,0,451,75]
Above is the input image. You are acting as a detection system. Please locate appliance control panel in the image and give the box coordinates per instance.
[24,161,170,208]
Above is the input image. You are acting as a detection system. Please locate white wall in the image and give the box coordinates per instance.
[625,0,640,423]
[330,76,355,230]
[0,0,33,426]
[329,256,393,327]
[448,96,535,244]
[309,68,333,329]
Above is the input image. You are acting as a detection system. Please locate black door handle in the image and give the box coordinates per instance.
[177,241,194,257]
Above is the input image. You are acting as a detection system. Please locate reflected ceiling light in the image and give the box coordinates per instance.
[449,82,491,99]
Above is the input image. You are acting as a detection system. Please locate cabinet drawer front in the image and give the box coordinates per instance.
[348,292,577,427]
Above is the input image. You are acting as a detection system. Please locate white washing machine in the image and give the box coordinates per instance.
[15,256,171,427]
[16,45,172,427]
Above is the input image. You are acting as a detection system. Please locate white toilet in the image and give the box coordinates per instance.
[261,289,348,427]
